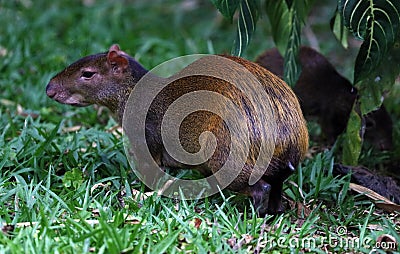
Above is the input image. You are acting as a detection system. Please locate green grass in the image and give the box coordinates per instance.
[0,0,399,253]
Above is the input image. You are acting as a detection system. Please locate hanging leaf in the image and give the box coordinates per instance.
[342,107,362,165]
[265,0,291,55]
[283,12,301,86]
[339,0,400,164]
[210,0,241,21]
[293,0,315,22]
[339,0,400,84]
[212,0,260,56]
[358,36,400,114]
[265,0,314,86]
[285,0,293,8]
[330,8,348,48]
[231,0,260,56]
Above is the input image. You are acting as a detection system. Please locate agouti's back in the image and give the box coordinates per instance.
[46,45,308,216]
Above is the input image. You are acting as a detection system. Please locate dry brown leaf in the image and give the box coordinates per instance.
[193,218,202,229]
[241,234,253,244]
[132,189,155,201]
[349,183,400,213]
[0,99,15,106]
[0,46,8,57]
[107,125,123,137]
[227,237,236,248]
[15,104,39,118]
[124,214,141,225]
[1,224,15,235]
[296,201,312,218]
[63,126,82,133]
[366,224,385,231]
[157,179,176,196]
[90,183,109,194]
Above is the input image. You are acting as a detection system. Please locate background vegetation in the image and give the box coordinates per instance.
[211,0,400,164]
[0,0,399,253]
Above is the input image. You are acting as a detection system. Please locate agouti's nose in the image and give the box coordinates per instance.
[46,83,56,98]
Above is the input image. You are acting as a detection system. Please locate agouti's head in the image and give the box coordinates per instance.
[363,107,393,150]
[46,44,147,114]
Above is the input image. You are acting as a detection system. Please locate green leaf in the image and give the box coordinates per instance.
[231,0,260,56]
[40,185,73,213]
[63,168,84,189]
[339,0,400,83]
[339,0,400,158]
[265,0,291,54]
[358,36,400,114]
[285,0,293,8]
[342,107,362,165]
[151,228,183,253]
[293,0,315,22]
[210,0,241,21]
[331,8,348,48]
[283,11,301,86]
[266,0,314,86]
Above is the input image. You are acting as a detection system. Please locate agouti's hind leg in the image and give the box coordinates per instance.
[250,179,272,217]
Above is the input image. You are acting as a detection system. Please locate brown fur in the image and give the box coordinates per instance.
[46,45,308,216]
[256,46,393,150]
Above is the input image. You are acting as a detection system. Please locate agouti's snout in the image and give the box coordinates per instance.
[46,82,57,98]
[46,79,90,107]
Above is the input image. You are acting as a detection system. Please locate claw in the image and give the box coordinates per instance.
[288,162,295,172]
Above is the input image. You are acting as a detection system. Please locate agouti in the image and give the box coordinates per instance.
[256,46,393,150]
[46,44,308,216]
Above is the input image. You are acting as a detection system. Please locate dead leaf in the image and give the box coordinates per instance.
[349,183,400,213]
[241,234,253,244]
[0,46,8,57]
[227,237,236,248]
[1,224,14,235]
[15,104,39,118]
[125,215,141,225]
[132,189,155,201]
[91,183,109,194]
[107,125,122,137]
[63,126,82,133]
[193,218,202,229]
[296,201,312,218]
[157,179,176,196]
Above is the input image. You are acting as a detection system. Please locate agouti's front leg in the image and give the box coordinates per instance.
[250,179,272,217]
[266,182,284,215]
[250,180,285,216]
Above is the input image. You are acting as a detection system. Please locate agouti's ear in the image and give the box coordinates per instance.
[109,44,121,52]
[107,45,129,73]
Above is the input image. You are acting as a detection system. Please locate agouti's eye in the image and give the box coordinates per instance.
[81,71,96,79]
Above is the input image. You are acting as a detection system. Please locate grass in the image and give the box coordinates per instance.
[0,0,399,253]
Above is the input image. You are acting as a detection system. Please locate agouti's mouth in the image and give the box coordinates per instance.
[63,94,90,107]
[46,82,90,107]
[50,92,90,107]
